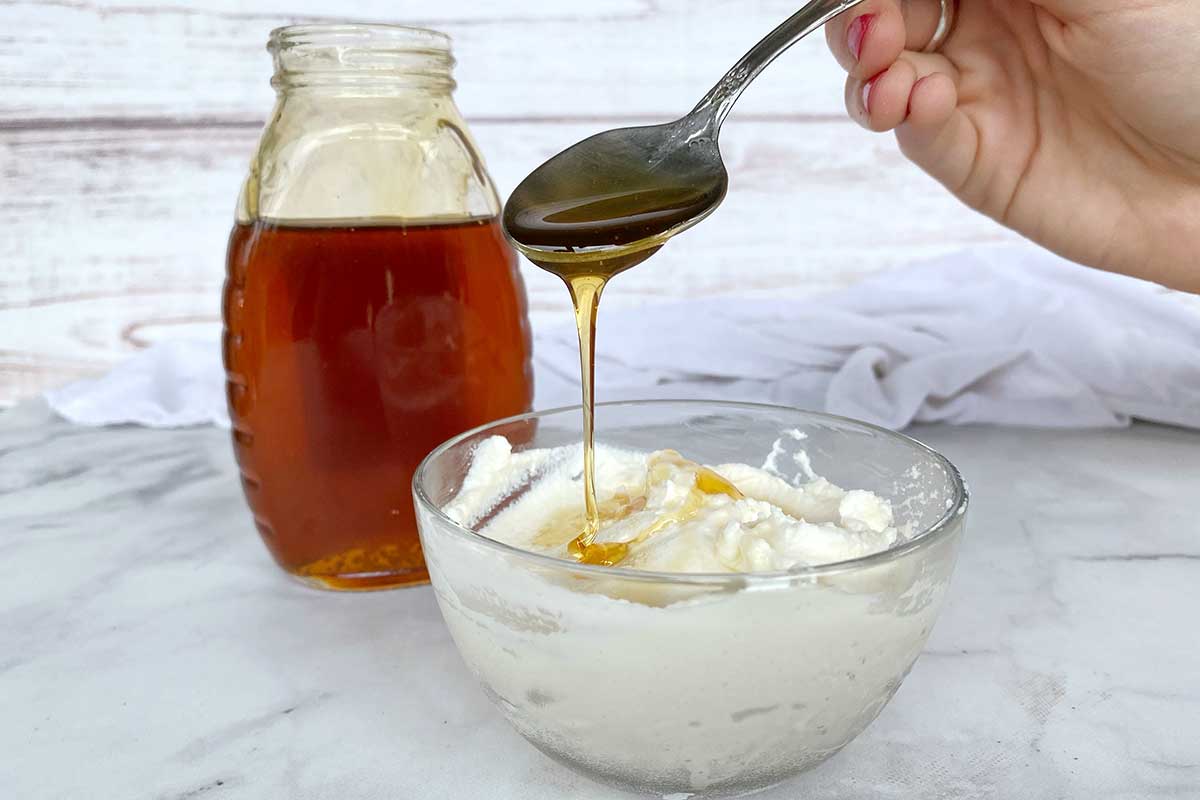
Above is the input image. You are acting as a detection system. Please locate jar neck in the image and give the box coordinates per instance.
[269,24,456,94]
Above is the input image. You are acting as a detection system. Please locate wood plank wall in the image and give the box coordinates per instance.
[0,0,1020,405]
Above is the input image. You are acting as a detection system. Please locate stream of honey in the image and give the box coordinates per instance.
[505,181,737,565]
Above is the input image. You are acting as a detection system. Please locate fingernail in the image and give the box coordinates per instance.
[862,75,879,115]
[847,14,875,61]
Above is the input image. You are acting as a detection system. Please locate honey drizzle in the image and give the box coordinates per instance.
[564,274,606,541]
[506,161,733,569]
[522,248,657,566]
[517,256,747,569]
[568,451,745,567]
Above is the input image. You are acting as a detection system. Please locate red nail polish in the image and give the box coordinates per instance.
[847,14,875,61]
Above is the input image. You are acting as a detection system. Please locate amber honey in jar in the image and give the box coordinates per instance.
[222,25,533,590]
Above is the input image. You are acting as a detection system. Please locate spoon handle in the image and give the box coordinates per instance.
[692,0,867,131]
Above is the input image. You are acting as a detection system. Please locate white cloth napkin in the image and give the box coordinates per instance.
[45,246,1200,431]
[46,339,231,429]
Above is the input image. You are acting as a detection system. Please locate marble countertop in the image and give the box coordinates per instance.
[3,400,1199,799]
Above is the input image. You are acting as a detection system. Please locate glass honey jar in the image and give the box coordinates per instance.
[223,24,533,590]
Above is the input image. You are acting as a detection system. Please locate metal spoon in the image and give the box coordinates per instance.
[503,0,867,264]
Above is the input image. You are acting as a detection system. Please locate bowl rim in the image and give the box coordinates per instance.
[412,400,969,586]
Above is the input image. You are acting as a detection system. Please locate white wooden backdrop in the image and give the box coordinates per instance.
[0,0,1023,406]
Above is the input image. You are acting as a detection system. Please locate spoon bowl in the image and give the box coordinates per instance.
[503,117,728,262]
[502,0,867,262]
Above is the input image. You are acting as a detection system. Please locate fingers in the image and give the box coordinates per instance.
[825,0,977,200]
[903,71,958,131]
[895,75,978,197]
[825,0,946,79]
[847,50,959,132]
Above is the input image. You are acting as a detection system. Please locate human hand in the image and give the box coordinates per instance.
[826,0,1200,292]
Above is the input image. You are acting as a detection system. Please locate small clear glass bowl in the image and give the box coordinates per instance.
[413,401,968,798]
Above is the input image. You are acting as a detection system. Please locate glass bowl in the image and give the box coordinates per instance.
[413,401,968,798]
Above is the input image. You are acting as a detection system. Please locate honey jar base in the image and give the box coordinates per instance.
[288,567,431,592]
